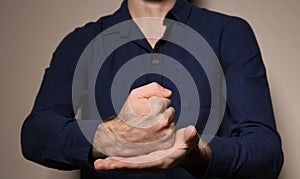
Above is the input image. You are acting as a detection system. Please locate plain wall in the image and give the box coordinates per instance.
[0,0,299,178]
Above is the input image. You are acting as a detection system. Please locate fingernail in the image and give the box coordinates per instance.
[164,88,172,95]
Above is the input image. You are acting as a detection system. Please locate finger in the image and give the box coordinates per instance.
[94,128,193,172]
[164,107,175,124]
[95,156,162,171]
[165,98,171,107]
[154,107,175,131]
[94,158,122,170]
[131,82,172,99]
[149,96,171,114]
[94,159,110,170]
[94,157,126,171]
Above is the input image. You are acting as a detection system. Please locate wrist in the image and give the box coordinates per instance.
[91,122,109,160]
[183,141,211,177]
[91,115,118,160]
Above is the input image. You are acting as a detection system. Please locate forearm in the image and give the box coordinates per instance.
[205,129,283,178]
[21,110,99,170]
[182,127,283,178]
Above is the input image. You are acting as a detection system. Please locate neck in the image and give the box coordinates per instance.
[128,0,176,19]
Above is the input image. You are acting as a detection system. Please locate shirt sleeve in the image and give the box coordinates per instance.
[21,22,101,170]
[204,18,284,178]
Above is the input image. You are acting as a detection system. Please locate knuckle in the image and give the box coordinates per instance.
[165,99,171,106]
[168,107,175,115]
[150,98,167,113]
[164,109,175,122]
[161,114,170,125]
[170,121,175,129]
[163,109,171,118]
[150,82,159,87]
[150,82,161,91]
[130,88,137,96]
[158,99,167,108]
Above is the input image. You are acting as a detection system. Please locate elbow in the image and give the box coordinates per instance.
[21,114,43,163]
[259,133,284,178]
[20,113,82,170]
[21,117,34,161]
[273,140,284,178]
[236,131,284,178]
[262,143,284,178]
[257,132,284,178]
[266,130,284,178]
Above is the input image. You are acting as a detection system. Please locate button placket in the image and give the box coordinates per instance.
[152,59,159,65]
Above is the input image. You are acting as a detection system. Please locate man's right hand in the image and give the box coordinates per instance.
[92,82,176,158]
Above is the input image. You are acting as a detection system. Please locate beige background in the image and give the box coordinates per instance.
[0,0,299,178]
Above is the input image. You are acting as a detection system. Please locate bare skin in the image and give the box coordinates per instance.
[94,126,210,176]
[92,82,176,158]
[93,0,211,176]
[128,0,176,48]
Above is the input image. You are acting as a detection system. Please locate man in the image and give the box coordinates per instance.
[21,0,284,178]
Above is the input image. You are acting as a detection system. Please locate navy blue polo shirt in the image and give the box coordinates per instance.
[21,0,283,178]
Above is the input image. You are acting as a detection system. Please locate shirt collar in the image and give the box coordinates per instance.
[168,0,192,24]
[104,0,192,52]
[113,0,192,24]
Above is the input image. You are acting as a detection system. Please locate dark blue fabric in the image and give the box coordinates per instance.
[21,0,283,178]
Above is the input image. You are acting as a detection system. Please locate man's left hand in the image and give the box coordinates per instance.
[94,125,210,174]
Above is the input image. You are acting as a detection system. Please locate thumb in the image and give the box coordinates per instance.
[133,82,172,99]
[184,125,199,146]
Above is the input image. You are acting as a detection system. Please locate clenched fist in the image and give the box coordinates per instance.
[92,82,176,158]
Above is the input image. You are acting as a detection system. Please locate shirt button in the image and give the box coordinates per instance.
[152,59,159,65]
